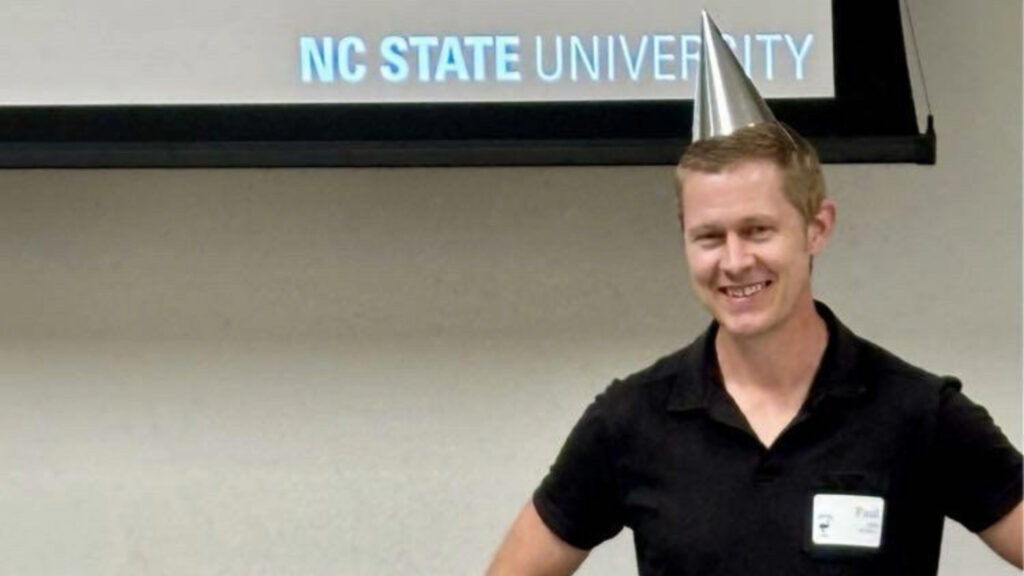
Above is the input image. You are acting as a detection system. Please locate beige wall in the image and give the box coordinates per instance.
[0,0,1019,574]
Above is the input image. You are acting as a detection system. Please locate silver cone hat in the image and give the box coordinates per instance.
[692,10,777,142]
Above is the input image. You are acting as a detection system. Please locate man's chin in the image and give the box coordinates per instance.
[715,311,773,339]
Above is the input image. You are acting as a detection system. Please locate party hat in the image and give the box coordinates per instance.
[692,10,777,142]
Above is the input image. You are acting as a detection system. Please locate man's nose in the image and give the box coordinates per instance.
[721,235,754,274]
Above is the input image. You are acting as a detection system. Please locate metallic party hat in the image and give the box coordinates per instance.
[692,10,777,142]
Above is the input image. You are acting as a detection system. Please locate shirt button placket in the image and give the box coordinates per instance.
[754,452,782,484]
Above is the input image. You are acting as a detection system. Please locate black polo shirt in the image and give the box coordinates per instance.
[533,303,1022,575]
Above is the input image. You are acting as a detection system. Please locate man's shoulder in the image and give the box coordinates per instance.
[847,328,961,402]
[592,337,703,420]
[619,344,693,387]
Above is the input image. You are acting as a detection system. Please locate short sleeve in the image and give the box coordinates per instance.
[934,377,1023,532]
[532,386,625,550]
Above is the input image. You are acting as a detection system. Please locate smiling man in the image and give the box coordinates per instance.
[486,11,1022,576]
[677,126,834,451]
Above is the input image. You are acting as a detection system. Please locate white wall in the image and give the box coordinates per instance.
[0,0,1019,574]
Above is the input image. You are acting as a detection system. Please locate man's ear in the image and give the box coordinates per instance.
[807,199,836,255]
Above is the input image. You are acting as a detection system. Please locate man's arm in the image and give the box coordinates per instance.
[979,501,1023,568]
[486,501,589,576]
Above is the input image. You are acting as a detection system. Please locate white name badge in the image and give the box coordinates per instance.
[811,494,885,548]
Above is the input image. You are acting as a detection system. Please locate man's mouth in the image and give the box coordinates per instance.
[720,281,771,299]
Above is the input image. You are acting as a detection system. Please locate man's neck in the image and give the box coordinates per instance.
[715,298,829,396]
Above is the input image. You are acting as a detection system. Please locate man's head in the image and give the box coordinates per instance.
[676,122,826,225]
[675,123,835,339]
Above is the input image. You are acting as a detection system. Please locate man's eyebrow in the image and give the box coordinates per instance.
[737,215,776,226]
[686,224,722,237]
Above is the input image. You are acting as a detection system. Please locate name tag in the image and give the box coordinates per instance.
[811,494,885,549]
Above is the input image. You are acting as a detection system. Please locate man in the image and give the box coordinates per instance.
[485,11,1022,576]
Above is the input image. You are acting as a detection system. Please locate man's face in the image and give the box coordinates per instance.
[679,159,832,339]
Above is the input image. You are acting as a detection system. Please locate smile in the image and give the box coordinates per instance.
[721,281,771,299]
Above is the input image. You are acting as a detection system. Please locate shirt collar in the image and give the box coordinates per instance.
[666,301,867,413]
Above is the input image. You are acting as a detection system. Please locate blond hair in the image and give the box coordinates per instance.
[675,122,826,224]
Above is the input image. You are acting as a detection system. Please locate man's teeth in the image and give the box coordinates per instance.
[726,282,767,298]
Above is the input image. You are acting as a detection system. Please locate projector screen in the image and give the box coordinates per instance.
[0,0,933,167]
[1,0,832,105]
